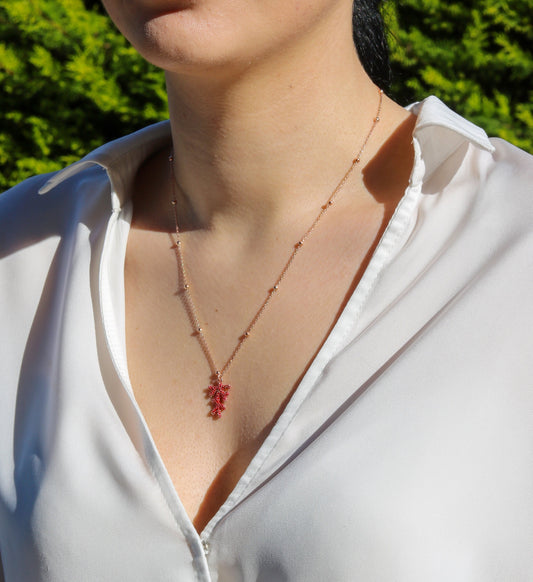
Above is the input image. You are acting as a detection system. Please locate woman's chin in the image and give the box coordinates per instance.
[103,0,352,78]
[121,9,253,75]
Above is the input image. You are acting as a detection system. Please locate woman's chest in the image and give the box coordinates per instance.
[122,210,384,530]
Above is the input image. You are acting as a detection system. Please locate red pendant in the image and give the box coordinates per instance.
[208,381,231,418]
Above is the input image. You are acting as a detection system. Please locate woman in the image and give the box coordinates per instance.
[0,0,532,580]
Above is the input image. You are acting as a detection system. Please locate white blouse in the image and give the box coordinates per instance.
[1,97,532,582]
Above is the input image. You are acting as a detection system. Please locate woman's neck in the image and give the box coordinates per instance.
[146,15,411,237]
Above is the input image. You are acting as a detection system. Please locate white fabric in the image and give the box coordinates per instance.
[1,96,533,582]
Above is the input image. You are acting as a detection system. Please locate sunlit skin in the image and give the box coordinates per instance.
[103,0,357,73]
[102,0,416,531]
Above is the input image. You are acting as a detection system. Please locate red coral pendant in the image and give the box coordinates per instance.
[208,381,231,418]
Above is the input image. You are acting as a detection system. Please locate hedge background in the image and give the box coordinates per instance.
[1,0,532,190]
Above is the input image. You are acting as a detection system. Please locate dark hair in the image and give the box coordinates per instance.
[352,0,391,90]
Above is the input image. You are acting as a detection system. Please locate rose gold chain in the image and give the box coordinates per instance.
[169,88,383,417]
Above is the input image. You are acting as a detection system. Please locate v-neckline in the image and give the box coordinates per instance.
[96,138,423,558]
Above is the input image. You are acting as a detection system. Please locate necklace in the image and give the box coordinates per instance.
[169,88,383,418]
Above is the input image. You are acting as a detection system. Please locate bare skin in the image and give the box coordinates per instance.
[103,0,416,531]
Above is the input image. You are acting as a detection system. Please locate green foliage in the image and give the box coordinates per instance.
[0,0,167,190]
[0,0,531,190]
[385,0,533,152]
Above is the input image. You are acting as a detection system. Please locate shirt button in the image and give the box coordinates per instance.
[201,539,210,556]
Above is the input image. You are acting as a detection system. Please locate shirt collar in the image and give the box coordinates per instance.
[39,96,495,207]
[408,95,494,181]
[38,121,172,210]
